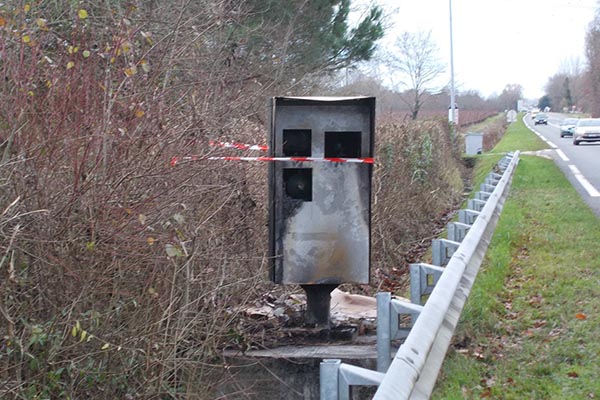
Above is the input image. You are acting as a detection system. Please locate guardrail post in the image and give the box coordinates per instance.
[475,191,491,201]
[484,174,501,186]
[431,239,460,266]
[447,221,472,242]
[497,153,513,170]
[320,359,341,400]
[390,299,424,340]
[321,359,385,399]
[458,209,480,225]
[410,263,444,304]
[377,292,426,372]
[480,183,496,193]
[376,293,391,372]
[340,364,385,398]
[467,198,487,212]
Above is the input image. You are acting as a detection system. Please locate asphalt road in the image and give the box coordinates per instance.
[523,113,600,217]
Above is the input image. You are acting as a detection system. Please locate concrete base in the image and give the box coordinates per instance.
[219,342,389,400]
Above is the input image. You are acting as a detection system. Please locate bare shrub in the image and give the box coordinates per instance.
[481,117,508,152]
[368,118,464,294]
[0,3,465,398]
[0,3,273,398]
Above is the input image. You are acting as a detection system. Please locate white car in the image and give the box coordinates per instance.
[560,118,578,138]
[573,118,600,145]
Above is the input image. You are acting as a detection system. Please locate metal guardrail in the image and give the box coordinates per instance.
[321,151,520,399]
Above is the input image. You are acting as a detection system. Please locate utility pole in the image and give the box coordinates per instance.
[449,0,456,127]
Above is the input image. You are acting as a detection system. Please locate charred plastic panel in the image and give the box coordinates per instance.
[268,97,375,285]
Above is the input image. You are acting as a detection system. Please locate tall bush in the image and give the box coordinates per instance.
[0,3,274,397]
[370,119,464,293]
[0,2,470,398]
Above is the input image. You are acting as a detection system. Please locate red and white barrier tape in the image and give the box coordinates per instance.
[209,140,268,152]
[170,155,374,167]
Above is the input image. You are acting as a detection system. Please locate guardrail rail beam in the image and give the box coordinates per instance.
[318,152,521,400]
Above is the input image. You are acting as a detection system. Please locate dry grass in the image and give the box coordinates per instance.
[369,118,465,295]
[0,4,468,398]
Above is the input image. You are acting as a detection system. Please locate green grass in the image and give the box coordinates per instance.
[491,114,548,154]
[433,115,600,399]
[467,114,548,190]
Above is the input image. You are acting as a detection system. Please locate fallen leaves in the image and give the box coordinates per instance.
[520,319,548,337]
[455,341,506,363]
[480,387,492,398]
[528,293,544,307]
[546,327,564,338]
[533,319,547,328]
[124,65,138,77]
[522,328,536,337]
[140,59,151,73]
[575,313,587,320]
[476,375,517,398]
[472,349,486,361]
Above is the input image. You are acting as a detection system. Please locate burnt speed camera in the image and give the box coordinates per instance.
[268,96,375,286]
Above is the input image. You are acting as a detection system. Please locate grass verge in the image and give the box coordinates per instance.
[490,113,548,154]
[472,113,548,183]
[433,116,600,399]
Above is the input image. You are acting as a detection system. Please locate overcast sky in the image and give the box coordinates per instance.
[367,0,597,99]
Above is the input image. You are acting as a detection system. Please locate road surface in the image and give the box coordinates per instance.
[523,113,600,217]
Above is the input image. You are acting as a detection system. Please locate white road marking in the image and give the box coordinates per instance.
[568,165,600,197]
[555,149,569,162]
[526,117,598,197]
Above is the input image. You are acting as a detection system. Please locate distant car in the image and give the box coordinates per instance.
[534,113,548,125]
[560,118,578,137]
[573,118,600,145]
